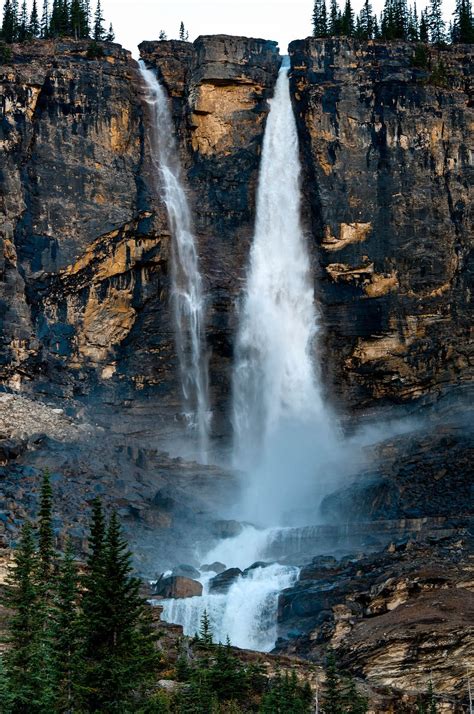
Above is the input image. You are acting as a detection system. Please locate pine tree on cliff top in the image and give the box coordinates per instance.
[313,0,329,37]
[53,538,80,711]
[2,0,18,42]
[29,0,40,37]
[93,0,104,40]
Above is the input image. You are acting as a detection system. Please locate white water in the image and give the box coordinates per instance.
[161,554,299,651]
[139,62,210,461]
[232,60,339,526]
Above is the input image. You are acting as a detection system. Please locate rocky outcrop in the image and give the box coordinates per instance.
[153,575,203,598]
[276,532,474,707]
[289,39,473,415]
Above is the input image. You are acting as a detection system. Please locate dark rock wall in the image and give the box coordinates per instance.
[289,39,473,415]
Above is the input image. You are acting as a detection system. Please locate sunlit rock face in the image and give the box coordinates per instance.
[1,37,280,440]
[289,38,473,416]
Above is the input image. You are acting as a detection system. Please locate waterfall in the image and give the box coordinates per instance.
[139,62,210,461]
[160,559,299,652]
[232,60,337,525]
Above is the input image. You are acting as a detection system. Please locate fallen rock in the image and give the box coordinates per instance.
[171,564,201,579]
[154,576,203,599]
[209,567,242,593]
[200,561,226,574]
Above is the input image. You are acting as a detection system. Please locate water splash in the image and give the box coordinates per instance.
[139,61,210,461]
[161,560,299,652]
[232,60,338,525]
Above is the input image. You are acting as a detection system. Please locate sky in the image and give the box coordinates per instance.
[101,0,457,58]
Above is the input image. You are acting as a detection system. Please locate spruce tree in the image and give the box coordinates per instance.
[428,0,446,42]
[106,21,114,40]
[78,509,159,710]
[329,0,341,34]
[38,469,54,584]
[452,0,474,41]
[1,522,55,712]
[341,0,355,35]
[419,9,430,39]
[179,20,189,40]
[40,0,49,37]
[53,539,80,711]
[93,0,104,40]
[313,0,329,37]
[322,651,344,714]
[159,29,167,40]
[29,0,40,36]
[2,0,18,42]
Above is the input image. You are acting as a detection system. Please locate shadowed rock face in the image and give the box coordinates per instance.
[289,38,473,416]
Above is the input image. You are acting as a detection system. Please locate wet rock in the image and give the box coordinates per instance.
[208,567,242,593]
[212,519,243,539]
[171,564,201,579]
[200,561,226,574]
[243,561,272,576]
[153,575,203,599]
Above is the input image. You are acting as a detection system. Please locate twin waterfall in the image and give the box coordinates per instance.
[140,60,332,650]
[139,62,210,461]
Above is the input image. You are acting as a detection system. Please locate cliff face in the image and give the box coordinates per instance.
[140,36,280,435]
[1,37,280,438]
[2,37,472,433]
[289,39,473,414]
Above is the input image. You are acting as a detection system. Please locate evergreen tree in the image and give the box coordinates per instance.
[428,0,446,42]
[179,20,189,40]
[340,0,355,35]
[420,8,430,39]
[40,0,49,37]
[29,0,40,36]
[159,29,167,40]
[342,677,369,713]
[2,522,56,712]
[106,21,114,40]
[322,651,345,714]
[69,0,86,38]
[78,509,159,710]
[93,0,104,40]
[0,655,14,713]
[313,0,329,36]
[358,0,374,38]
[53,538,80,711]
[17,0,28,41]
[329,0,342,34]
[38,469,54,584]
[209,637,247,703]
[2,0,18,42]
[452,0,474,41]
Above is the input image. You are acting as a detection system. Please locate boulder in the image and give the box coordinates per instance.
[171,564,201,579]
[153,576,202,599]
[212,520,243,539]
[208,567,242,593]
[200,561,226,574]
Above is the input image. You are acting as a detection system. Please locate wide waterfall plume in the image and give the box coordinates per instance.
[232,60,338,526]
[139,62,210,461]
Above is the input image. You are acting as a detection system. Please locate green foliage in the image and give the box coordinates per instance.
[411,43,429,67]
[259,670,312,713]
[430,58,448,85]
[0,41,13,61]
[321,651,368,714]
[38,469,54,583]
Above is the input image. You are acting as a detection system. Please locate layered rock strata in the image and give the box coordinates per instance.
[289,39,473,415]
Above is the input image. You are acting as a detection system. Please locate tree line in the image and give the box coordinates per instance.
[0,470,374,712]
[1,0,114,44]
[312,0,474,43]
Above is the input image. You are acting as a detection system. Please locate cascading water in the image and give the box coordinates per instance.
[160,561,299,652]
[232,59,338,526]
[155,60,342,654]
[139,62,210,461]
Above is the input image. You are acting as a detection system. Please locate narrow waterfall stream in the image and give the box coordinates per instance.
[139,62,210,461]
[157,61,338,652]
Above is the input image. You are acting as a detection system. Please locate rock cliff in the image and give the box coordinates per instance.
[289,39,473,415]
